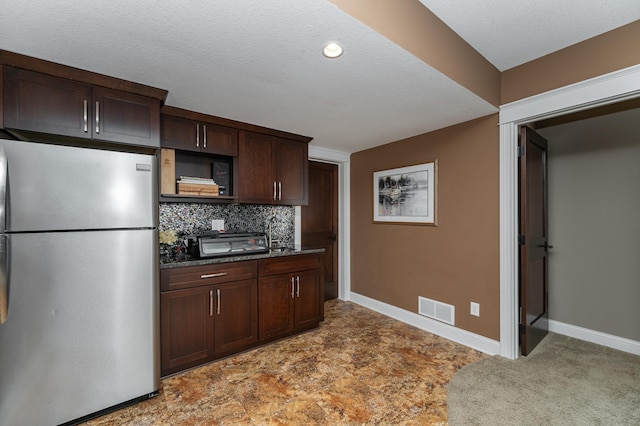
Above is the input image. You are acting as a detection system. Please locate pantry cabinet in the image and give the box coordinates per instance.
[238,130,308,205]
[3,66,161,148]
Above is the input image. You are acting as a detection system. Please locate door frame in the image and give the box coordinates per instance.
[499,64,640,359]
[303,145,351,300]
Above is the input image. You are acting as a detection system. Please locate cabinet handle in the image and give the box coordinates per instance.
[83,100,88,132]
[278,182,282,201]
[296,276,300,297]
[95,101,100,134]
[273,181,277,201]
[209,290,214,316]
[196,123,200,148]
[203,124,207,148]
[201,272,227,279]
[216,288,221,315]
[290,277,295,298]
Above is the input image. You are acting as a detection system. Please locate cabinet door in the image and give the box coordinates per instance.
[201,123,238,156]
[214,279,258,355]
[93,86,160,148]
[294,269,323,329]
[258,274,295,340]
[161,114,200,152]
[275,138,308,205]
[3,66,92,139]
[161,287,214,376]
[238,130,276,203]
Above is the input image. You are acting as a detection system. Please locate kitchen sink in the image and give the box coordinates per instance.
[270,246,296,253]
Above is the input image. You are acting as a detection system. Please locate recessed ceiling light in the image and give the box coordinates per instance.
[323,42,343,59]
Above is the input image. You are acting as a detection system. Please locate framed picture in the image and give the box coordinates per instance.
[373,161,437,224]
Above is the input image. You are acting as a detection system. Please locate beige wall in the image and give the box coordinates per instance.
[502,20,640,104]
[350,115,500,340]
[343,6,639,344]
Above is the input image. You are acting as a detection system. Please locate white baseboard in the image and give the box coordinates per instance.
[548,320,640,356]
[349,292,500,356]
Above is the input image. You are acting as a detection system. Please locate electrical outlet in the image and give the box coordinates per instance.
[211,219,225,231]
[470,302,480,317]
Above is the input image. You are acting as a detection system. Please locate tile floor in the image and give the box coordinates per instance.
[85,300,486,425]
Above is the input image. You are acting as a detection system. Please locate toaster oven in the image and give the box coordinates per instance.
[187,232,269,258]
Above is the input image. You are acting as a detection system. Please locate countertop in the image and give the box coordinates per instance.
[160,246,325,269]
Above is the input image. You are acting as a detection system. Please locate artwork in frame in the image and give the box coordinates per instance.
[373,161,437,224]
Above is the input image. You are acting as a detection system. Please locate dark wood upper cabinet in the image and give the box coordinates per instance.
[238,130,308,205]
[92,86,160,147]
[3,67,92,139]
[2,66,161,148]
[161,112,238,156]
[238,130,276,203]
[275,137,308,204]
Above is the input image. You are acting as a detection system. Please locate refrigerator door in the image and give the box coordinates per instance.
[0,139,157,232]
[0,229,159,425]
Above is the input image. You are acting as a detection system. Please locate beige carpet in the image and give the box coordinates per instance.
[447,332,640,425]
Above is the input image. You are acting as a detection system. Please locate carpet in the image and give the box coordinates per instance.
[447,332,640,425]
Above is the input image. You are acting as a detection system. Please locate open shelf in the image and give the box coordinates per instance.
[160,194,238,204]
[161,149,237,202]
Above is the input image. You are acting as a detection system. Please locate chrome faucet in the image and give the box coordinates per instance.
[267,215,277,250]
[265,212,284,249]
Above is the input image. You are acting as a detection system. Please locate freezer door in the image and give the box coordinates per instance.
[0,139,156,232]
[0,230,159,425]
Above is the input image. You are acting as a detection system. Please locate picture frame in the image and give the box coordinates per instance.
[373,161,437,225]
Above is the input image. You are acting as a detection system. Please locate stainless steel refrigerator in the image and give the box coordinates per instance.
[0,139,159,425]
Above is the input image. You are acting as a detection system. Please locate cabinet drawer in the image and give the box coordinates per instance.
[258,254,321,277]
[161,260,257,291]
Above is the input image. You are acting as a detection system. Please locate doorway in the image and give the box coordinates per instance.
[518,126,550,355]
[535,106,640,348]
[301,161,339,300]
[498,64,640,359]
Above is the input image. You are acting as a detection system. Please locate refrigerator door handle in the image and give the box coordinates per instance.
[0,235,8,324]
[0,146,6,231]
[0,147,8,324]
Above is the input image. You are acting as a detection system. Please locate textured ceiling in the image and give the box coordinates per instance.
[1,1,638,153]
[418,0,640,71]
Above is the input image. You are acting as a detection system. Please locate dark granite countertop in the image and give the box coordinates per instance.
[160,246,325,269]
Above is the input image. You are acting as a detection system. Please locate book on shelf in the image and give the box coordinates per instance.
[176,176,217,185]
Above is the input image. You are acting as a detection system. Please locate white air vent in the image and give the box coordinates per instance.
[418,296,455,325]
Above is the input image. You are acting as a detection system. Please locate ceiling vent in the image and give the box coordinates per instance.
[418,296,455,325]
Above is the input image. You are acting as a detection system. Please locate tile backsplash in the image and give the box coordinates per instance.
[159,203,295,248]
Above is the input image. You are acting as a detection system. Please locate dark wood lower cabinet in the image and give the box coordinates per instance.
[160,261,259,376]
[160,255,323,376]
[258,255,324,341]
[214,279,258,355]
[258,274,296,339]
[161,286,214,374]
[294,269,323,330]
